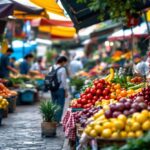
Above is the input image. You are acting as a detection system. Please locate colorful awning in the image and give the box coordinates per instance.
[31,18,73,27]
[39,26,76,38]
[30,0,64,16]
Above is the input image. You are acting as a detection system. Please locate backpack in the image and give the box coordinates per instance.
[44,66,62,91]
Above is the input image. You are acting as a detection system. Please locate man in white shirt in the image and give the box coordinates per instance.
[49,56,68,123]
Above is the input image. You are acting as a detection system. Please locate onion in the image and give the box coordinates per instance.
[113,111,121,118]
[139,102,147,110]
[105,110,112,118]
[116,103,125,111]
[134,96,144,102]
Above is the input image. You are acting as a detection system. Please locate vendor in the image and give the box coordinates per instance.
[10,57,16,69]
[0,48,18,78]
[19,54,34,75]
[30,56,45,74]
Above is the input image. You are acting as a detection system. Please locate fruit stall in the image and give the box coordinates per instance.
[63,67,150,150]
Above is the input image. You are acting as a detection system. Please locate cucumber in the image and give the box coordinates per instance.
[128,83,145,90]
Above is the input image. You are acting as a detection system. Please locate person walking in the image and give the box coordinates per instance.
[49,56,68,123]
[0,48,18,78]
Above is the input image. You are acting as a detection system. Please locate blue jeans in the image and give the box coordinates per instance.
[51,88,65,122]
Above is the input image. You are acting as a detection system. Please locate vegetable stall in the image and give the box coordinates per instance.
[63,67,150,150]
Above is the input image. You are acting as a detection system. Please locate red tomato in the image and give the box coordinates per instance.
[94,80,99,86]
[87,100,91,103]
[92,100,95,104]
[99,79,105,84]
[80,94,84,98]
[85,87,91,94]
[105,88,110,93]
[82,95,87,99]
[96,83,103,89]
[90,88,96,95]
[96,89,102,96]
[77,98,82,104]
[93,96,98,101]
[81,98,86,104]
[87,93,93,99]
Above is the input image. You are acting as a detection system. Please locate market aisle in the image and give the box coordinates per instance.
[0,104,65,150]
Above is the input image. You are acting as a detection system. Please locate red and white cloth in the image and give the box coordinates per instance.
[62,108,77,141]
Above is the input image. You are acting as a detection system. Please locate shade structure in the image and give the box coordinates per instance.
[31,18,73,27]
[0,0,14,18]
[11,0,47,19]
[39,26,76,38]
[108,22,148,41]
[30,0,64,16]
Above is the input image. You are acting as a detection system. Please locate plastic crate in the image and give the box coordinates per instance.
[20,90,35,103]
[0,109,3,126]
[36,79,45,90]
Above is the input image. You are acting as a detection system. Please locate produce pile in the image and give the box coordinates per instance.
[70,69,143,109]
[0,83,17,98]
[69,68,150,148]
[0,96,9,109]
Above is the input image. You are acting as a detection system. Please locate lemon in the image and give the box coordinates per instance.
[89,130,98,138]
[127,132,135,138]
[135,130,143,138]
[114,120,124,130]
[85,126,92,135]
[125,125,131,132]
[111,132,120,138]
[142,120,150,131]
[132,112,140,119]
[94,125,103,134]
[103,122,113,129]
[127,118,134,126]
[120,131,127,138]
[131,122,141,131]
[103,105,109,110]
[135,114,147,123]
[141,110,149,118]
[118,114,127,122]
[101,129,112,138]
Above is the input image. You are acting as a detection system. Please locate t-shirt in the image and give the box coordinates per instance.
[20,60,30,75]
[30,62,40,71]
[0,54,10,78]
[49,65,67,90]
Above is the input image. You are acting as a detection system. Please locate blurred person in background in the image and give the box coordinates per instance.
[19,54,34,75]
[10,57,16,69]
[69,55,83,76]
[0,48,18,78]
[30,56,45,74]
[49,56,68,123]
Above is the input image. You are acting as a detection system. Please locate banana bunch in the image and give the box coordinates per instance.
[105,68,114,82]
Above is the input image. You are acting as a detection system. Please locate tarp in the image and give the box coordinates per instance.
[0,0,14,18]
[39,26,76,38]
[30,0,64,16]
[31,18,73,27]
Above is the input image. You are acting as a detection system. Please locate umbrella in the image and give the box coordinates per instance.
[0,0,14,18]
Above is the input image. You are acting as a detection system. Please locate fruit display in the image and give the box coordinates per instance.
[0,96,9,109]
[84,109,150,139]
[0,83,17,98]
[76,107,101,127]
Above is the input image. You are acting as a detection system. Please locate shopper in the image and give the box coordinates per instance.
[70,56,83,76]
[0,48,18,78]
[19,54,34,75]
[49,56,68,123]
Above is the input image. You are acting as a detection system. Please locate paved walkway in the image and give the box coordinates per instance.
[0,104,65,150]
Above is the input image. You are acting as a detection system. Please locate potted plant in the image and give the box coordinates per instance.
[40,100,60,137]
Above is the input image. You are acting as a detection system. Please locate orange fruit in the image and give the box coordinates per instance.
[111,132,120,138]
[110,93,116,99]
[116,89,121,95]
[120,131,127,138]
[131,122,141,131]
[114,84,121,89]
[135,130,143,137]
[94,125,103,134]
[120,90,127,97]
[118,114,127,122]
[127,132,135,138]
[135,114,147,123]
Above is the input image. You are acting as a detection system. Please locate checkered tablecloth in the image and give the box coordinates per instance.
[62,109,77,141]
